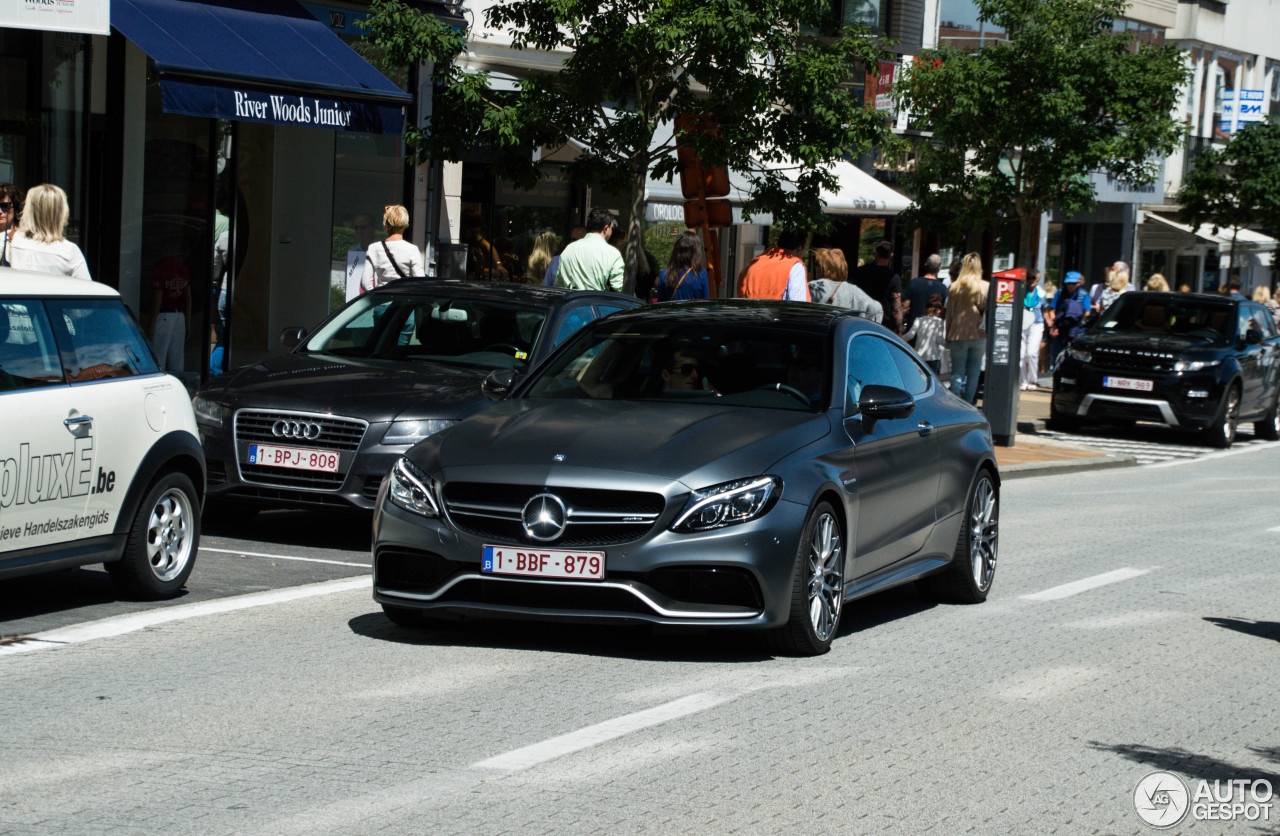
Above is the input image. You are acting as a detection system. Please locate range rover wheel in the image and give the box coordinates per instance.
[1254,394,1280,441]
[108,471,200,600]
[769,501,843,657]
[1203,384,1240,449]
[918,468,998,604]
[1047,400,1081,433]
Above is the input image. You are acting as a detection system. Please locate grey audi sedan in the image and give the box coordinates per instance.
[372,301,999,655]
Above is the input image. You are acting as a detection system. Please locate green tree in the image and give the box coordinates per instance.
[362,0,892,292]
[1178,120,1280,278]
[893,0,1189,269]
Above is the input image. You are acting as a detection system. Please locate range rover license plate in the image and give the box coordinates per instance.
[1103,376,1153,392]
[247,444,340,473]
[482,545,605,580]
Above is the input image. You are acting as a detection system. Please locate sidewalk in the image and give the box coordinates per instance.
[985,387,1138,479]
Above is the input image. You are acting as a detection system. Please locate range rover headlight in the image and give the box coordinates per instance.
[1066,345,1091,363]
[1174,359,1221,372]
[672,476,782,533]
[191,395,225,428]
[387,457,441,518]
[381,419,458,445]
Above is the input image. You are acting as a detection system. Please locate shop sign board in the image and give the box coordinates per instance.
[1222,90,1266,134]
[161,80,406,136]
[3,0,109,35]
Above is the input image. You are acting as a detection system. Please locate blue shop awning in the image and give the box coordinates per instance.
[112,0,412,135]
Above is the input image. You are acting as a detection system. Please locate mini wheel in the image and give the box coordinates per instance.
[108,472,200,600]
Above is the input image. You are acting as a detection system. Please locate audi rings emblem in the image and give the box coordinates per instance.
[521,493,568,542]
[272,419,322,440]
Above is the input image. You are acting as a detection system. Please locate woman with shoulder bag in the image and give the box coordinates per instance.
[361,204,425,291]
[653,230,710,302]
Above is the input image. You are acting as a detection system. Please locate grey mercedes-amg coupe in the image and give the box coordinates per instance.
[372,300,999,655]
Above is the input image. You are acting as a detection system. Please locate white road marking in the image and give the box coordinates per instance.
[472,691,738,771]
[1020,567,1151,602]
[201,546,371,568]
[1145,439,1280,468]
[0,576,371,657]
[1269,525,1280,533]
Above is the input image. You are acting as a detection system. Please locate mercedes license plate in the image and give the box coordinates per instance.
[482,545,605,581]
[247,444,340,473]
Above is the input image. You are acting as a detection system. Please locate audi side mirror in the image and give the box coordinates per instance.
[280,326,307,350]
[482,368,521,401]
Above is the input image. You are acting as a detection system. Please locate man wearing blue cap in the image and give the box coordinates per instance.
[1048,270,1091,367]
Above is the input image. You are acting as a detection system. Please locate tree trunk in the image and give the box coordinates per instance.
[1229,225,1240,284]
[1016,207,1035,272]
[622,162,649,298]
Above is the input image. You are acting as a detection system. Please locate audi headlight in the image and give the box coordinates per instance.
[191,395,225,428]
[672,476,782,533]
[381,419,458,445]
[1174,359,1221,372]
[1066,345,1091,363]
[387,457,441,518]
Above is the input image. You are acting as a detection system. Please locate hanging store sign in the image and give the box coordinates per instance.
[3,0,109,35]
[161,81,405,136]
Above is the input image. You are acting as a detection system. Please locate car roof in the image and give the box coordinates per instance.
[0,268,120,298]
[600,299,866,331]
[366,278,635,305]
[1121,290,1236,305]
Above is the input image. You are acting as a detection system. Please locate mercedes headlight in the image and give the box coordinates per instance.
[1174,359,1221,372]
[672,476,782,533]
[191,395,225,428]
[1066,345,1091,364]
[387,457,441,518]
[381,419,458,445]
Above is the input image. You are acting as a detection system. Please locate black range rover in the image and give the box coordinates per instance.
[1051,291,1280,447]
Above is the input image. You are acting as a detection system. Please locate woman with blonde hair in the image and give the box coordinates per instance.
[361,204,424,290]
[1252,285,1280,328]
[526,231,557,285]
[1096,267,1130,313]
[1144,273,1169,292]
[9,183,91,280]
[943,252,989,403]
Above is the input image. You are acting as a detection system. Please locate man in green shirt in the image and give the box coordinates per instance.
[555,207,625,292]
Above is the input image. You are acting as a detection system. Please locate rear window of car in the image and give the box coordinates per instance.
[45,299,160,382]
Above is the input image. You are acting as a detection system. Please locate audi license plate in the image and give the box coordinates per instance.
[1103,376,1154,392]
[247,444,340,473]
[482,545,605,581]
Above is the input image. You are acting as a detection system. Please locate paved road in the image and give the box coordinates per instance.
[2,445,1278,834]
[0,509,372,638]
[1036,422,1277,466]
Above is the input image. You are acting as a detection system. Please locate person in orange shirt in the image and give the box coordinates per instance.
[737,229,810,301]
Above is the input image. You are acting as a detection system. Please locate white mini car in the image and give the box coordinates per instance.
[0,270,205,599]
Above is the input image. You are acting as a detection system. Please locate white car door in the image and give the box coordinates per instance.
[0,299,98,554]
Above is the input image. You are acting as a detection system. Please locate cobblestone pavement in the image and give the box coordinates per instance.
[1036,426,1275,466]
[2,449,1278,835]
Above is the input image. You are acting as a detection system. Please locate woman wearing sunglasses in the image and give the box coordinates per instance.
[0,183,19,267]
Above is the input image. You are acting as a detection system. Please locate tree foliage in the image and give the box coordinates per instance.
[361,0,893,290]
[1178,120,1280,273]
[893,0,1189,267]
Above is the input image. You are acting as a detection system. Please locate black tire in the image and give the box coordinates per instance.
[1254,394,1280,441]
[1202,384,1240,449]
[107,471,200,600]
[918,468,998,604]
[768,501,844,657]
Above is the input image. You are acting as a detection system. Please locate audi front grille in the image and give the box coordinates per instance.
[234,409,368,492]
[442,482,665,547]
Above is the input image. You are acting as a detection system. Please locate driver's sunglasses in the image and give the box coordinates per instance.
[0,202,12,211]
[674,363,700,375]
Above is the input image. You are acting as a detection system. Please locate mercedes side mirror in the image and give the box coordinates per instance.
[858,384,916,423]
[1245,328,1264,346]
[482,368,521,401]
[280,326,307,350]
